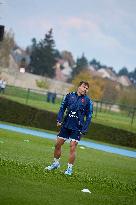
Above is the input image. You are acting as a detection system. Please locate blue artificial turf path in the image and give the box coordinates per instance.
[0,123,136,158]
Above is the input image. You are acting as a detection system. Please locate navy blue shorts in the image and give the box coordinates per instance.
[57,126,81,142]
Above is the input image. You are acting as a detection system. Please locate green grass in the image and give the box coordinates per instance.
[93,111,136,133]
[4,95,60,113]
[0,128,136,205]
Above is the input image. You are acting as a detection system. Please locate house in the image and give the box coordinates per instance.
[55,59,72,82]
[117,75,131,87]
[97,68,117,81]
[88,66,131,87]
[88,65,96,72]
[61,61,72,80]
[11,47,30,68]
[55,61,65,81]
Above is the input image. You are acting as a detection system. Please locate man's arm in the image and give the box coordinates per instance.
[57,94,68,125]
[81,99,93,134]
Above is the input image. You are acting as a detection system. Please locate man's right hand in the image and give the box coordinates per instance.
[57,122,62,127]
[80,132,86,136]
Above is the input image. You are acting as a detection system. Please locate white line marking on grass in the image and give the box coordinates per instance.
[80,146,85,149]
[81,188,91,193]
[24,139,30,142]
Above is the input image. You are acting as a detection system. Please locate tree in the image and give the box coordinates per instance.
[118,86,136,107]
[102,80,119,103]
[30,29,59,77]
[89,58,101,70]
[29,38,39,73]
[118,67,128,76]
[129,68,136,85]
[0,30,15,68]
[71,53,88,80]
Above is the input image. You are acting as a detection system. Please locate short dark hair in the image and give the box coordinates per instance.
[78,81,89,88]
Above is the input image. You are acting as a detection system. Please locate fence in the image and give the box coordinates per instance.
[93,100,136,125]
[1,85,136,127]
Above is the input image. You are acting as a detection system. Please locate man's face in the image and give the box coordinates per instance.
[78,83,89,96]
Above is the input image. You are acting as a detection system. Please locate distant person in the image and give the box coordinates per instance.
[52,92,56,104]
[47,92,56,103]
[0,79,6,94]
[0,78,2,93]
[45,81,93,175]
[47,92,52,102]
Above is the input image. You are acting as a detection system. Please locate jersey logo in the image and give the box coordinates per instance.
[81,98,85,103]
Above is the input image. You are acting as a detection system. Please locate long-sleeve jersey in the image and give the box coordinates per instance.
[57,92,93,133]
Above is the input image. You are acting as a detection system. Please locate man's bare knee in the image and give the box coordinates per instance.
[55,138,65,149]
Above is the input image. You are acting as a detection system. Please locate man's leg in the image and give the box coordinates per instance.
[45,137,65,171]
[54,137,65,159]
[65,140,78,175]
[68,140,78,164]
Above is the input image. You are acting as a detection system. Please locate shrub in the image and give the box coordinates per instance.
[36,79,49,89]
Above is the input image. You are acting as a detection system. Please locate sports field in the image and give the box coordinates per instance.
[0,128,135,205]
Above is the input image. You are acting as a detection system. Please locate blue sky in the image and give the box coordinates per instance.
[0,0,136,72]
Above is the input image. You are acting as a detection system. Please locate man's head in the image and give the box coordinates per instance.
[77,81,89,96]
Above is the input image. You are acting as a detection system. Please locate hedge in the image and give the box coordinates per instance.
[0,97,136,148]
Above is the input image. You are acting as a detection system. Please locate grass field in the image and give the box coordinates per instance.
[0,128,136,205]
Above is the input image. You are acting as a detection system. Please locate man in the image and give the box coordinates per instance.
[45,81,93,175]
[0,78,2,93]
[0,79,6,94]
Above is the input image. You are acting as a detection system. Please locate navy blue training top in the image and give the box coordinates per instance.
[57,92,93,133]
